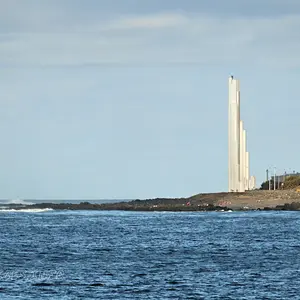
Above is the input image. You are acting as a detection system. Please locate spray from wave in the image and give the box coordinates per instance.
[0,208,53,213]
[0,199,35,205]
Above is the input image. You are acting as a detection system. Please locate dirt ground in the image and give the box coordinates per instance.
[218,190,300,209]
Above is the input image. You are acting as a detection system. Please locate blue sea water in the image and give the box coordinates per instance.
[0,210,300,299]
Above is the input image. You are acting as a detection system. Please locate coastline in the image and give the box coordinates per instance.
[3,190,300,212]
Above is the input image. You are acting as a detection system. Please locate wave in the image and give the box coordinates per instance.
[0,199,35,205]
[0,208,53,213]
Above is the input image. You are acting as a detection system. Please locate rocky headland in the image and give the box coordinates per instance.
[4,189,300,211]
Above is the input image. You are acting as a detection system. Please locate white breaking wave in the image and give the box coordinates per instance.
[0,208,53,213]
[0,199,35,205]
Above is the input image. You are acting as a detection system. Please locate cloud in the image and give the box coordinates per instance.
[107,13,186,30]
[0,5,300,69]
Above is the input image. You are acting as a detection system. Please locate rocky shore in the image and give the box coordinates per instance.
[4,190,300,212]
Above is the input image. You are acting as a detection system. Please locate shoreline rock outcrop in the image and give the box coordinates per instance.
[3,190,300,212]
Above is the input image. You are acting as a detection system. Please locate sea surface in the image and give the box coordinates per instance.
[0,210,300,299]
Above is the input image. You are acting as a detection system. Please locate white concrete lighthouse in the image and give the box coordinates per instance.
[228,75,255,192]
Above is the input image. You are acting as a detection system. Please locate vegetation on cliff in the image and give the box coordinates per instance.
[283,176,300,189]
[260,175,300,190]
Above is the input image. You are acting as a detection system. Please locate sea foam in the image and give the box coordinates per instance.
[0,208,53,213]
[0,199,35,205]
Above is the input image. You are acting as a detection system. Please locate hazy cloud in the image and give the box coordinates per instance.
[0,1,300,68]
[107,14,186,31]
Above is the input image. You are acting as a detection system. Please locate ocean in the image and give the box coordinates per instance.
[0,210,299,299]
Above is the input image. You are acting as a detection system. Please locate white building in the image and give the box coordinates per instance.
[228,75,255,192]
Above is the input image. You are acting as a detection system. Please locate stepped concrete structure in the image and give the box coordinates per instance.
[228,75,255,192]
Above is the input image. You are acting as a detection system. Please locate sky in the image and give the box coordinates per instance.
[1,0,300,200]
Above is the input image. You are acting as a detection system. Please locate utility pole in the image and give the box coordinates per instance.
[274,167,276,190]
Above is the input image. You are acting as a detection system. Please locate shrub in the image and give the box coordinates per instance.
[284,176,300,189]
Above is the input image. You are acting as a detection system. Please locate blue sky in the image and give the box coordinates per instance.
[1,0,300,199]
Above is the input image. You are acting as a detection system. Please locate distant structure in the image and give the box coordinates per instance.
[228,75,255,192]
[271,172,300,189]
[261,171,300,190]
[249,176,256,191]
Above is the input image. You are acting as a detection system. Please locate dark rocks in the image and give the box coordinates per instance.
[263,202,300,211]
[274,202,300,211]
[6,190,300,212]
[7,200,229,212]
